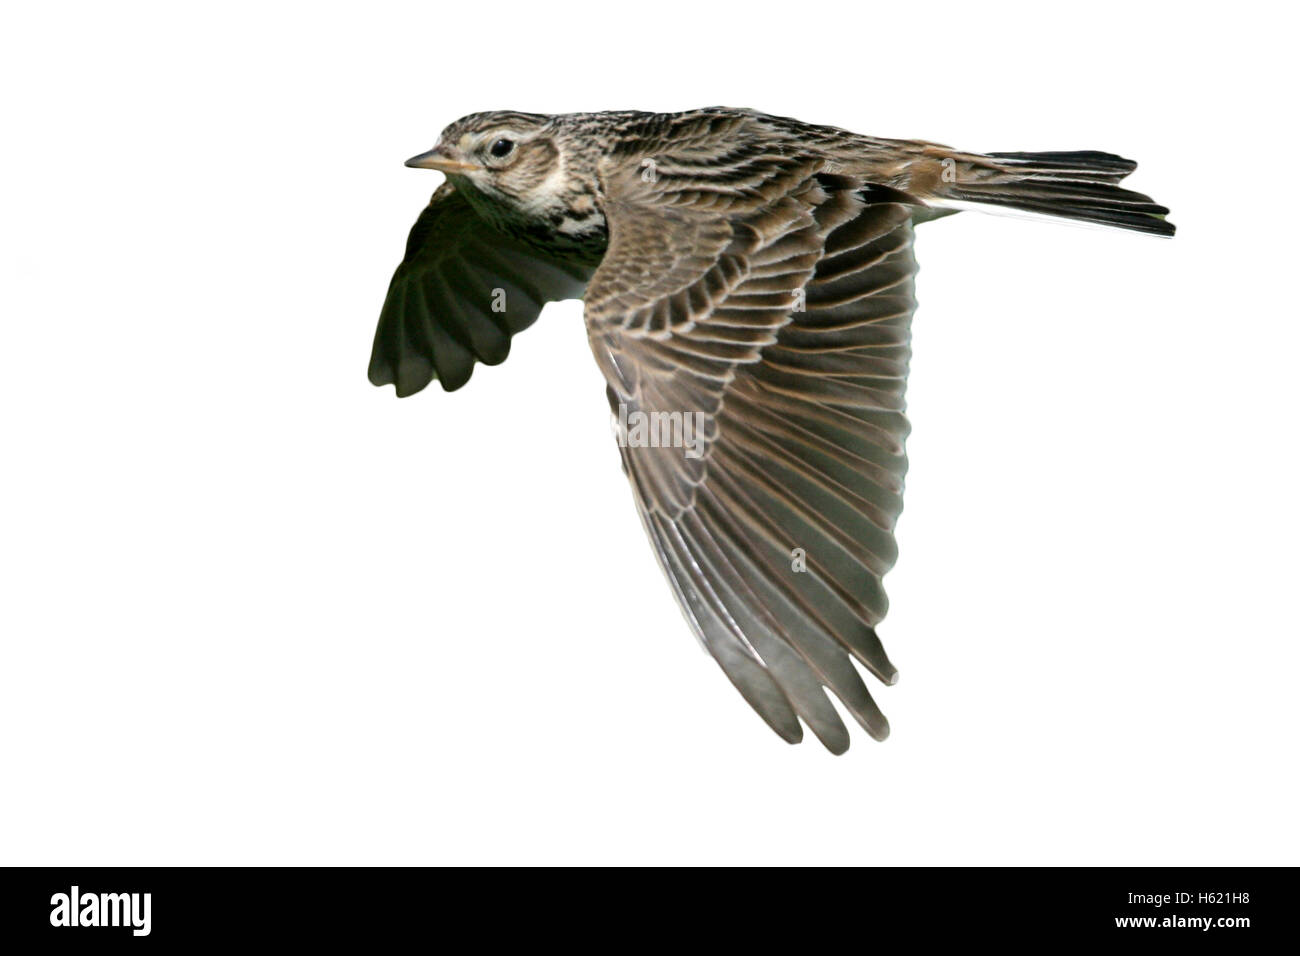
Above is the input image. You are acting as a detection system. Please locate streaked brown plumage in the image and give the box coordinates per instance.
[370,107,1173,753]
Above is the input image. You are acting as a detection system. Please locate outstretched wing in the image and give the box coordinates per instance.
[586,144,918,753]
[370,181,594,396]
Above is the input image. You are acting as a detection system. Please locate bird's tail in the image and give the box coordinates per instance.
[923,149,1175,237]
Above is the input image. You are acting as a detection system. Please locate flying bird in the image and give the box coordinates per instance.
[369,107,1173,753]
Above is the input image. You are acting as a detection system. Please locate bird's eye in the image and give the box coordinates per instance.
[488,138,515,159]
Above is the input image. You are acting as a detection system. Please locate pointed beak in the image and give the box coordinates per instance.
[404,147,482,173]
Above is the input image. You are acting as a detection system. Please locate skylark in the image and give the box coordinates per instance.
[369,107,1173,753]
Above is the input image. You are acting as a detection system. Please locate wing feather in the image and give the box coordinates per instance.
[370,181,593,396]
[586,135,919,750]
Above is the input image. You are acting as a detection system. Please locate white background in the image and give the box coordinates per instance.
[2,1,1296,865]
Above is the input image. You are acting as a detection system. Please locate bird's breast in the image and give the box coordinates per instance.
[467,181,609,265]
[502,213,608,266]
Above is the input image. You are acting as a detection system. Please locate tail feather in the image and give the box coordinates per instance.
[986,149,1136,181]
[936,149,1174,237]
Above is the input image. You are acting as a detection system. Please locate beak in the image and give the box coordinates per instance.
[404,147,482,173]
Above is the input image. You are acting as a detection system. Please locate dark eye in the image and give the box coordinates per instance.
[488,138,515,159]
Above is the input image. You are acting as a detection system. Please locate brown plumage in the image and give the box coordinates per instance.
[370,107,1173,752]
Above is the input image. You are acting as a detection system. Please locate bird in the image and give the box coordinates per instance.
[368,107,1173,753]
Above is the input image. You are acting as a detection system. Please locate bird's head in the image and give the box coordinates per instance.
[404,111,568,217]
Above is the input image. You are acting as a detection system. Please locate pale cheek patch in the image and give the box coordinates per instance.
[519,156,569,217]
